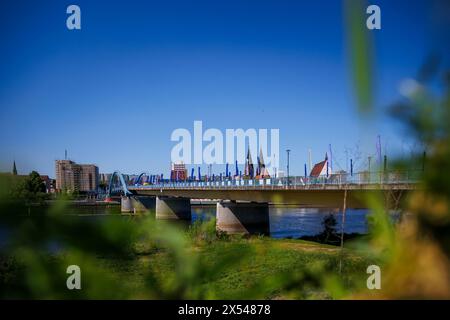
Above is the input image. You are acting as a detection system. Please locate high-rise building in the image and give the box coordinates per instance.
[170,162,187,181]
[55,160,99,193]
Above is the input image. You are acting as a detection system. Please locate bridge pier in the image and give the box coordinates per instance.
[121,196,133,213]
[155,196,191,220]
[121,196,155,214]
[132,196,156,213]
[216,201,270,235]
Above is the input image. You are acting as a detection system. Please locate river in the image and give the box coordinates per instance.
[191,205,369,238]
[0,204,371,244]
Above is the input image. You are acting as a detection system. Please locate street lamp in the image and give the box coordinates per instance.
[286,149,291,187]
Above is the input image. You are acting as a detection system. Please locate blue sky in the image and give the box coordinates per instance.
[0,0,449,177]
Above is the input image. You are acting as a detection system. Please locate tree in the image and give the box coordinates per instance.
[24,171,46,194]
[98,181,108,192]
[10,171,47,204]
[320,213,338,244]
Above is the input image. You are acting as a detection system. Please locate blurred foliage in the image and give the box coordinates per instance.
[343,0,450,299]
[0,171,375,299]
[0,0,449,300]
[0,196,370,299]
[369,68,450,298]
[344,0,374,114]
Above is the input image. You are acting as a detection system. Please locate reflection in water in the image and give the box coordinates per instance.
[191,205,370,239]
[0,205,370,243]
[268,207,369,238]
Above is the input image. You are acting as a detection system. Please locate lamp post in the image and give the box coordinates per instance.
[286,149,291,187]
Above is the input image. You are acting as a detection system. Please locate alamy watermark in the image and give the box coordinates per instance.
[366,265,381,290]
[366,5,381,30]
[64,4,379,31]
[66,265,81,290]
[171,121,280,174]
[66,5,81,30]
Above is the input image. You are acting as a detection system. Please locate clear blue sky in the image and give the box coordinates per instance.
[0,0,449,177]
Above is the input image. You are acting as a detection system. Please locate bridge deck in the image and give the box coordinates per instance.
[128,183,415,208]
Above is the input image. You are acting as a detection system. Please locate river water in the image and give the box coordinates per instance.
[0,205,370,243]
[191,205,369,238]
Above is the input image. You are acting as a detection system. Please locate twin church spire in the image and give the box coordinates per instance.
[244,148,270,179]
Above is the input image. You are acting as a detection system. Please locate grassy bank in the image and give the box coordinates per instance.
[0,208,377,299]
[92,234,375,299]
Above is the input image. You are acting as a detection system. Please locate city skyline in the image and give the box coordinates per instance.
[1,0,449,177]
[0,1,448,303]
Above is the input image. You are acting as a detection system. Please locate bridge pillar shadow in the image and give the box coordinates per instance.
[132,196,155,213]
[216,201,270,235]
[156,196,191,220]
[121,196,133,213]
[121,196,155,214]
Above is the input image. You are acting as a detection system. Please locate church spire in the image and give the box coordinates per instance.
[245,148,254,178]
[258,148,265,169]
[12,160,17,175]
[257,148,270,178]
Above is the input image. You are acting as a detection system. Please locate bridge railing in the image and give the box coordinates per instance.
[130,170,421,190]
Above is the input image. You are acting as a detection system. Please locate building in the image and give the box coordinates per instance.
[170,162,187,181]
[6,161,55,193]
[310,154,331,177]
[99,173,112,185]
[12,161,17,175]
[55,160,99,193]
[244,149,254,178]
[256,148,270,178]
[40,175,56,193]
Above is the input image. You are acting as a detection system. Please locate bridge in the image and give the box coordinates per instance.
[107,171,419,235]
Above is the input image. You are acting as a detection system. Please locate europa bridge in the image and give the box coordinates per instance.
[106,170,420,235]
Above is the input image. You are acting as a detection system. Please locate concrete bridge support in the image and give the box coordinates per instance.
[216,201,270,235]
[121,196,155,214]
[131,196,155,213]
[155,196,191,220]
[121,196,133,213]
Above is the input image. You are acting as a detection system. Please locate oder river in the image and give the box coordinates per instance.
[191,205,369,238]
[0,205,371,244]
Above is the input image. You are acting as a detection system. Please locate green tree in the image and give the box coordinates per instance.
[320,214,338,244]
[98,181,107,192]
[24,171,46,194]
[10,171,47,204]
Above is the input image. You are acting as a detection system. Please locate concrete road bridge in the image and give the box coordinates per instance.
[107,171,419,235]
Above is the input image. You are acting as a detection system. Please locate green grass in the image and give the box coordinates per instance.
[95,236,374,299]
[0,213,377,299]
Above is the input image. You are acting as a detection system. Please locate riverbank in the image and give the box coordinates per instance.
[103,236,374,299]
[0,191,377,299]
[45,199,121,207]
[0,234,375,299]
